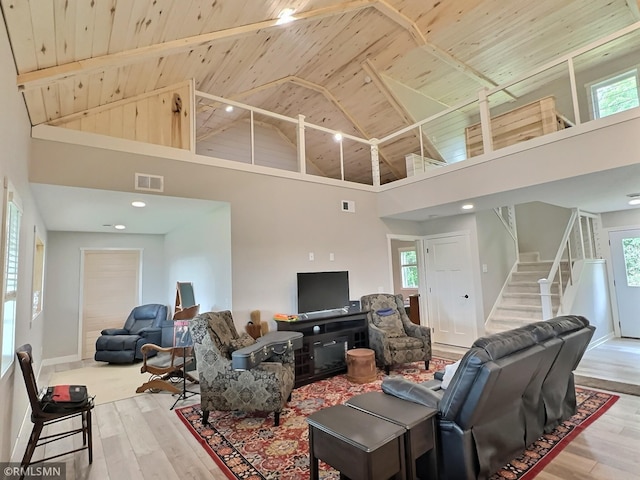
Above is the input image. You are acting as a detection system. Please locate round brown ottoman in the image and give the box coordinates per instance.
[346,348,377,384]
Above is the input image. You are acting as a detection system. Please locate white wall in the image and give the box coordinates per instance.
[0,12,48,461]
[28,140,420,332]
[164,204,232,315]
[43,232,166,359]
[516,202,572,260]
[197,121,299,171]
[601,209,640,229]
[476,209,518,320]
[561,260,614,342]
[377,114,640,219]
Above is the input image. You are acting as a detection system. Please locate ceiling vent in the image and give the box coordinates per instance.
[135,173,164,192]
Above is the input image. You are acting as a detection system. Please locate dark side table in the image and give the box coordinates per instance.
[345,392,438,479]
[307,404,407,480]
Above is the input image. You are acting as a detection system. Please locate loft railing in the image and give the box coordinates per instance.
[538,209,599,319]
[195,21,640,186]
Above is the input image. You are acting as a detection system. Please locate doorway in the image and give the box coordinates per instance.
[388,235,424,325]
[425,233,477,347]
[609,229,640,339]
[80,249,142,359]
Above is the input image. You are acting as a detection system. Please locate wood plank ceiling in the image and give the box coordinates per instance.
[2,0,639,184]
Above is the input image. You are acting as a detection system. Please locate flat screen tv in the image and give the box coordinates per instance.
[297,271,350,314]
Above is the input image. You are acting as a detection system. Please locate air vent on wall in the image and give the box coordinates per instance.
[135,173,164,192]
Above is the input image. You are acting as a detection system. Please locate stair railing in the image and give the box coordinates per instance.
[493,206,517,244]
[538,209,598,319]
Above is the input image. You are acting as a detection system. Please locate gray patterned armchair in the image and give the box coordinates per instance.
[360,293,431,374]
[189,311,295,426]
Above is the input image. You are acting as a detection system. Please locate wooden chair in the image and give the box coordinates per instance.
[136,344,198,394]
[15,344,93,476]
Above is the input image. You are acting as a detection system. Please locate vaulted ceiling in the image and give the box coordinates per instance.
[2,0,640,185]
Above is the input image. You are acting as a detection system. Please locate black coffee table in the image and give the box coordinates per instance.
[307,404,407,479]
[345,392,438,479]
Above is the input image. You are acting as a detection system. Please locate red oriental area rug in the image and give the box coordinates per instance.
[175,359,618,480]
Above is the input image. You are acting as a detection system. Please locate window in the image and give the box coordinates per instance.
[590,69,640,119]
[622,237,640,287]
[399,248,418,288]
[1,181,22,377]
[32,229,45,319]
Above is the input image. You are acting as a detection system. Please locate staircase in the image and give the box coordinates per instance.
[485,252,568,335]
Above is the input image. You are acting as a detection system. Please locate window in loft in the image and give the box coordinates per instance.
[400,248,418,289]
[590,69,640,119]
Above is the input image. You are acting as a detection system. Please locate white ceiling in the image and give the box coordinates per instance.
[30,184,225,235]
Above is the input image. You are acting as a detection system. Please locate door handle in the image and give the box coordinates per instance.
[462,294,469,298]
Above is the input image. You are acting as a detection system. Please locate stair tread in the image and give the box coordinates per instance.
[489,316,543,324]
[502,292,560,298]
[496,304,542,311]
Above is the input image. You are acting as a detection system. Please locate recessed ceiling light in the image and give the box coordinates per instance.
[629,198,640,206]
[462,204,474,210]
[225,105,234,113]
[114,224,126,230]
[131,201,146,208]
[334,132,343,142]
[276,8,295,25]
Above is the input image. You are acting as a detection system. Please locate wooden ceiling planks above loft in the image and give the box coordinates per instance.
[2,0,640,184]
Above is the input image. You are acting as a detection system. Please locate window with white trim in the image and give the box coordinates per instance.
[589,68,640,119]
[32,229,45,319]
[399,248,418,288]
[1,181,22,378]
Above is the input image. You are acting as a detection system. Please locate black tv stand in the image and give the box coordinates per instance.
[275,311,369,388]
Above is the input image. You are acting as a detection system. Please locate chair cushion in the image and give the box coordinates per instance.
[387,336,424,350]
[372,308,405,337]
[95,334,139,351]
[229,333,256,353]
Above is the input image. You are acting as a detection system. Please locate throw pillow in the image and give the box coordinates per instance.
[441,360,461,390]
[372,307,405,337]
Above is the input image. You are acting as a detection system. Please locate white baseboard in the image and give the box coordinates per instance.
[41,353,80,366]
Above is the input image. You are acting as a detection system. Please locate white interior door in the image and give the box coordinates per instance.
[81,249,141,359]
[609,229,640,338]
[425,233,477,347]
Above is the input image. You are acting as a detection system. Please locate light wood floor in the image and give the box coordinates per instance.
[575,337,640,385]
[20,348,640,480]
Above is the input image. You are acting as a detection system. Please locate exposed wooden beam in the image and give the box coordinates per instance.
[373,0,515,97]
[288,77,405,180]
[362,59,443,162]
[626,0,640,20]
[19,0,506,99]
[47,80,191,126]
[17,0,376,91]
[196,77,294,113]
[380,72,450,109]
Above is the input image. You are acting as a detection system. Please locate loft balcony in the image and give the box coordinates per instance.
[31,22,640,218]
